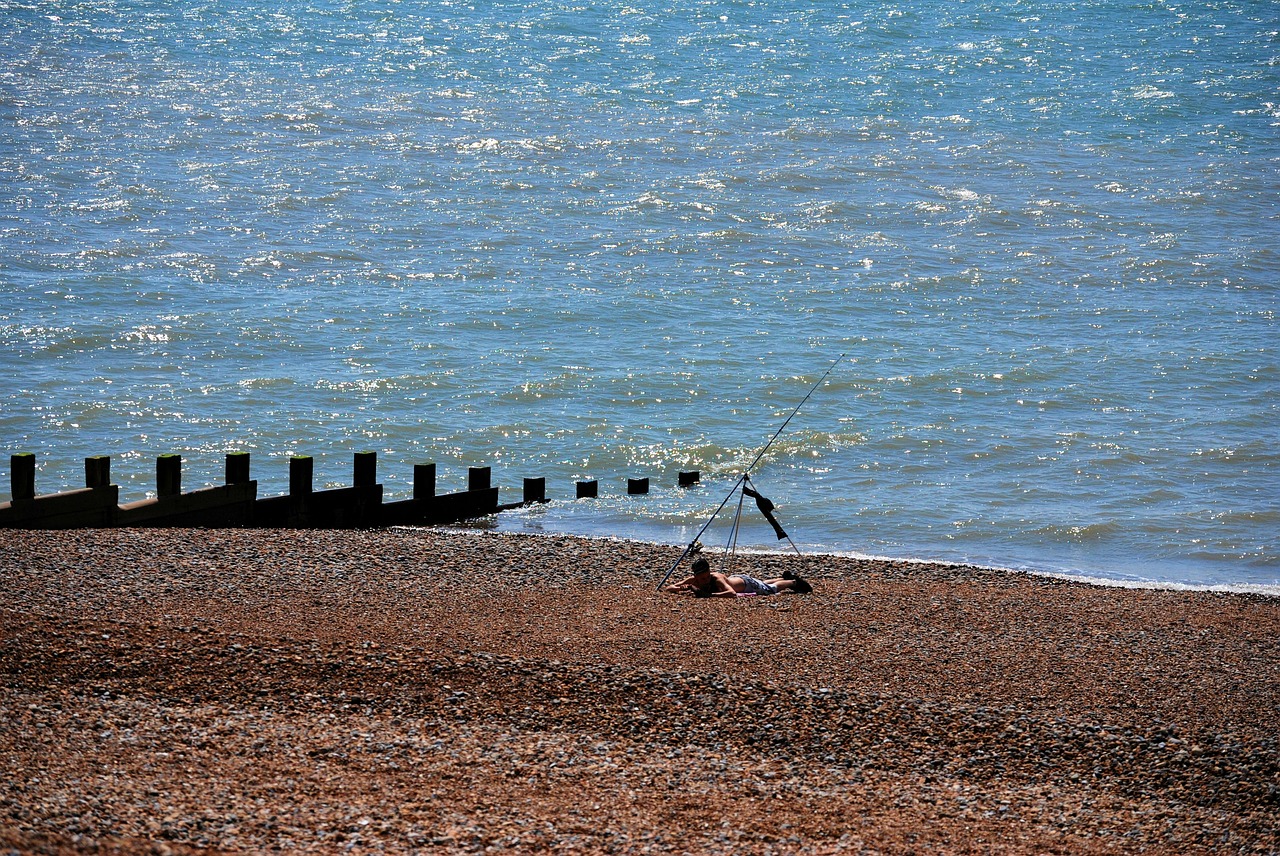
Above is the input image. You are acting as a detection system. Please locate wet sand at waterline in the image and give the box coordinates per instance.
[2,528,1277,854]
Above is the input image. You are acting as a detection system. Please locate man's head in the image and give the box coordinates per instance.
[690,557,714,597]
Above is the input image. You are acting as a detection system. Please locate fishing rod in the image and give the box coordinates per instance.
[655,352,846,590]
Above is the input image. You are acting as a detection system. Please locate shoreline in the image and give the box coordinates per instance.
[483,519,1280,598]
[3,527,1277,854]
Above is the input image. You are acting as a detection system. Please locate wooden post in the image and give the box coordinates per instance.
[85,456,111,489]
[11,453,35,500]
[290,455,313,495]
[679,470,700,487]
[157,454,181,497]
[576,480,598,499]
[226,452,251,485]
[468,466,491,492]
[628,477,650,495]
[354,452,376,487]
[413,463,436,500]
[523,477,546,504]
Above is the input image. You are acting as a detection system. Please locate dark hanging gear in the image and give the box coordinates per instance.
[743,483,787,541]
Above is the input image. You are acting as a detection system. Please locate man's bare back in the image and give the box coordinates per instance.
[662,558,813,597]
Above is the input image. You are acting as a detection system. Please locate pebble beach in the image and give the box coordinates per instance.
[2,527,1277,854]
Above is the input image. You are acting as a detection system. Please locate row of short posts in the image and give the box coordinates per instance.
[2,451,701,529]
[572,470,699,499]
[9,453,700,504]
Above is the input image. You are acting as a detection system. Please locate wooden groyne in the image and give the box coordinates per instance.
[0,452,700,530]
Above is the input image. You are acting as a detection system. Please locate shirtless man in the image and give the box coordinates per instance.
[662,557,812,598]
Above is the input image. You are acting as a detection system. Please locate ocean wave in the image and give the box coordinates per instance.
[1130,84,1176,101]
[1033,573,1280,598]
[1191,442,1280,466]
[1027,521,1124,544]
[33,332,117,356]
[235,377,299,391]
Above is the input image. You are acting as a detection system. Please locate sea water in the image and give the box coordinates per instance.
[2,0,1277,589]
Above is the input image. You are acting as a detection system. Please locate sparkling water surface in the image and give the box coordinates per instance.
[2,0,1277,589]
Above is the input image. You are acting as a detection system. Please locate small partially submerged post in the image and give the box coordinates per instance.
[628,477,649,495]
[679,470,700,487]
[523,477,546,504]
[468,466,491,492]
[576,480,598,499]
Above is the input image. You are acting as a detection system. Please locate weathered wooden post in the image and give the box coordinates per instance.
[226,451,251,485]
[413,463,436,500]
[290,455,313,495]
[156,454,181,498]
[11,453,35,500]
[628,477,650,495]
[468,466,491,492]
[576,479,598,499]
[679,470,700,487]
[85,456,111,489]
[354,451,376,487]
[523,477,546,504]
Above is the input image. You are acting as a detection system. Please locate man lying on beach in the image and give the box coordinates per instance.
[662,557,812,598]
